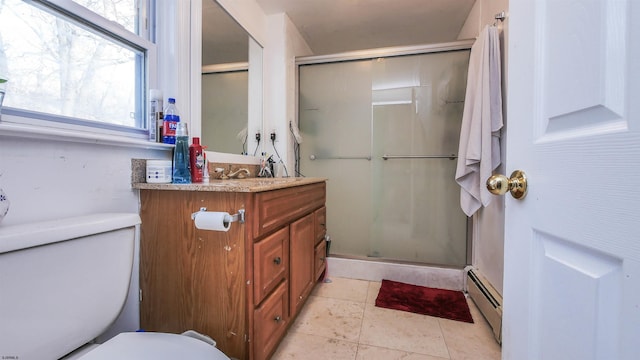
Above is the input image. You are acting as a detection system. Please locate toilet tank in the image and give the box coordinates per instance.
[0,213,141,360]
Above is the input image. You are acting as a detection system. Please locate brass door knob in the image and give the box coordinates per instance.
[486,170,528,199]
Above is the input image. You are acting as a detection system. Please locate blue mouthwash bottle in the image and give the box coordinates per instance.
[172,122,191,184]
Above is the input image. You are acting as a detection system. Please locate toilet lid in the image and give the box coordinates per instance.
[79,332,230,360]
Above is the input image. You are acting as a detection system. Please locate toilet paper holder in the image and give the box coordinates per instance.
[191,207,245,224]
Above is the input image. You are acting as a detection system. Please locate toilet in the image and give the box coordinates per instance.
[0,213,229,360]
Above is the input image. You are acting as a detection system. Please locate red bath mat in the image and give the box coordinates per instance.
[375,279,474,323]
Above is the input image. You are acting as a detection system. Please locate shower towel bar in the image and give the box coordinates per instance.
[309,154,371,160]
[382,154,457,160]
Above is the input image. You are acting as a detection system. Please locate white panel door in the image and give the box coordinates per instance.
[503,1,640,359]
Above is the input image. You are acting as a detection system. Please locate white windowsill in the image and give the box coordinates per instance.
[0,121,174,151]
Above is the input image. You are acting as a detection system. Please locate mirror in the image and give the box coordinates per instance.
[200,0,262,156]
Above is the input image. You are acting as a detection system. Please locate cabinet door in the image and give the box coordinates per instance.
[139,190,248,360]
[314,206,326,245]
[289,212,315,317]
[253,226,289,305]
[314,240,327,281]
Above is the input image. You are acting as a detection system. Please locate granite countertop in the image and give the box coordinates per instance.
[132,177,327,193]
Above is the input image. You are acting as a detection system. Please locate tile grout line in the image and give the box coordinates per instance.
[352,281,373,360]
[437,318,454,359]
[305,278,372,359]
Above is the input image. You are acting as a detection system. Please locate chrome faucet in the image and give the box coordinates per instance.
[227,168,250,179]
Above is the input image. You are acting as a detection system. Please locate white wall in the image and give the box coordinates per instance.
[216,0,267,47]
[458,0,481,40]
[457,0,509,294]
[264,13,312,172]
[0,138,167,226]
[158,0,192,133]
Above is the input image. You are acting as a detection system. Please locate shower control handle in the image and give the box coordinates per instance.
[486,170,528,199]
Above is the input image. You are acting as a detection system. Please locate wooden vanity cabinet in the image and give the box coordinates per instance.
[139,181,325,360]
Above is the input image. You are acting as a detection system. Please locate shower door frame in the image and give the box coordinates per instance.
[296,40,475,66]
[295,39,475,268]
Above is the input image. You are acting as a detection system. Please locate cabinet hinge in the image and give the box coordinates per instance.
[139,289,143,302]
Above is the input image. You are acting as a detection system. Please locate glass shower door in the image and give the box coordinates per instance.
[370,86,467,265]
[299,59,374,258]
[299,48,470,267]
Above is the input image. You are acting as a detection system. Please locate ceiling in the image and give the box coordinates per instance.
[202,0,476,65]
[256,0,476,55]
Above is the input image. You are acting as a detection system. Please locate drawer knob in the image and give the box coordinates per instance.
[273,257,282,265]
[274,316,282,323]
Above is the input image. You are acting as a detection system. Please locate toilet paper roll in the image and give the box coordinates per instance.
[194,211,232,232]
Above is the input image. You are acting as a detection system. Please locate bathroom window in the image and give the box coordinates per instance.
[72,0,141,34]
[0,0,155,138]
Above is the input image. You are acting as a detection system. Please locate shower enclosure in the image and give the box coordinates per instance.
[298,43,471,267]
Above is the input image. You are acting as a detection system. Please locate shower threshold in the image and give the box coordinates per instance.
[325,255,466,291]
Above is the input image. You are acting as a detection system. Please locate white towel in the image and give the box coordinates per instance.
[455,25,504,217]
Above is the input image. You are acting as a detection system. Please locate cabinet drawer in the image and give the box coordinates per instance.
[314,240,327,281]
[314,206,326,245]
[253,183,326,238]
[254,226,289,306]
[253,281,289,360]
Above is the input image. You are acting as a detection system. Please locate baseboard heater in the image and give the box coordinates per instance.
[466,268,502,344]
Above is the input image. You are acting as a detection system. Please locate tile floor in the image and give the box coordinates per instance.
[271,277,501,360]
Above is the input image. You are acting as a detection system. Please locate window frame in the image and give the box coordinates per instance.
[0,0,159,145]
